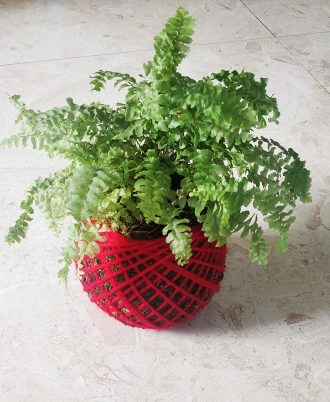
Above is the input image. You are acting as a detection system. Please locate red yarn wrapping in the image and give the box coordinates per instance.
[79,225,227,330]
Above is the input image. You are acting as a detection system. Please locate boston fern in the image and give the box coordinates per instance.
[1,8,311,283]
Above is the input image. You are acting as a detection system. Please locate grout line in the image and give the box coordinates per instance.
[0,166,60,170]
[238,0,276,37]
[276,37,330,95]
[0,48,154,68]
[230,0,329,95]
[192,36,273,47]
[0,36,276,69]
[277,30,330,38]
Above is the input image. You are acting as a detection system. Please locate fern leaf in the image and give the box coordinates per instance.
[66,165,99,221]
[144,7,195,77]
[35,167,73,234]
[5,177,44,244]
[80,170,113,218]
[134,152,175,223]
[163,218,192,266]
[249,227,268,265]
[90,70,136,91]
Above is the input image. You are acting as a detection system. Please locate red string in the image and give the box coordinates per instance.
[79,224,227,329]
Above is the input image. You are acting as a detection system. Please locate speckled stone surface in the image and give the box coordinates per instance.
[0,1,330,401]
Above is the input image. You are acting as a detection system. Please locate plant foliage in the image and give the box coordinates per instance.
[1,7,311,282]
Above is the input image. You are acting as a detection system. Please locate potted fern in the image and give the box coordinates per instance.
[1,8,311,329]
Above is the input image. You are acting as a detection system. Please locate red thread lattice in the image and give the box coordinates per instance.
[79,225,227,329]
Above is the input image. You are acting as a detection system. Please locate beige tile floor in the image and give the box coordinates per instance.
[0,1,330,401]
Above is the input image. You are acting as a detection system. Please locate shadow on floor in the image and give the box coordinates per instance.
[170,236,330,335]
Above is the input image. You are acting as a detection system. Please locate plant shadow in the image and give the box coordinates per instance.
[169,233,330,336]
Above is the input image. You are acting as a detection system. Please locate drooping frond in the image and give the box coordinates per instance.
[5,168,73,243]
[163,218,192,266]
[134,151,176,223]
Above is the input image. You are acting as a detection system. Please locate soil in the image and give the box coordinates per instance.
[125,172,197,240]
[127,208,197,240]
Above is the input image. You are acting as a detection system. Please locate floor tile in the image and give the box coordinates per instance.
[280,32,330,91]
[243,0,330,36]
[1,6,330,401]
[0,0,270,65]
[167,0,271,43]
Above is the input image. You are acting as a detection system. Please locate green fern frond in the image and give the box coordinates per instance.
[5,177,48,243]
[250,226,269,265]
[90,70,137,91]
[66,165,99,221]
[163,218,192,266]
[134,152,176,223]
[144,7,195,77]
[1,7,312,274]
[35,167,74,234]
[58,220,107,284]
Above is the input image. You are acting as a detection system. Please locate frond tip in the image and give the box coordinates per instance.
[163,219,193,266]
[144,7,195,77]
